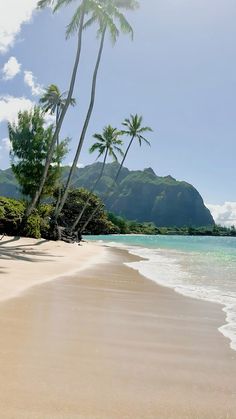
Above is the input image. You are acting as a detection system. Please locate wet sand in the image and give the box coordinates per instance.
[0,245,235,418]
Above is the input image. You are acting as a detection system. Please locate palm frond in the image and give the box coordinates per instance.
[114,0,139,11]
[37,0,55,9]
[138,126,153,133]
[89,142,103,154]
[113,145,124,156]
[93,133,106,143]
[66,4,84,38]
[112,7,133,39]
[53,0,75,13]
[83,15,97,30]
[138,135,151,146]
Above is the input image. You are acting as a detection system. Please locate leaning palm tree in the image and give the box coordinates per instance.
[54,0,139,219]
[26,0,89,217]
[78,114,152,235]
[71,125,123,231]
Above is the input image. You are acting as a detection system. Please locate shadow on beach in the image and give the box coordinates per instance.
[0,237,58,263]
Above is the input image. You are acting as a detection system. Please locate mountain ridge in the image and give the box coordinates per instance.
[0,163,214,227]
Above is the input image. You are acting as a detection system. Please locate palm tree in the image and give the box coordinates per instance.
[115,114,152,181]
[40,84,76,122]
[26,0,87,216]
[78,114,152,235]
[40,84,76,213]
[71,125,123,231]
[54,0,139,219]
[40,84,76,151]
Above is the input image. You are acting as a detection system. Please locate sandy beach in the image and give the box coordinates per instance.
[0,236,106,301]
[0,238,235,418]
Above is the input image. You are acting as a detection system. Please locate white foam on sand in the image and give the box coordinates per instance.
[103,241,236,352]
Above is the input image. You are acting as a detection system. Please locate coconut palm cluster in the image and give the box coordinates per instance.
[8,0,153,241]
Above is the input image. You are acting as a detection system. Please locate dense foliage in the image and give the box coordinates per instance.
[57,188,118,235]
[0,163,216,229]
[0,192,118,239]
[9,107,68,202]
[60,163,214,227]
[0,197,53,239]
[0,195,235,239]
[106,214,236,236]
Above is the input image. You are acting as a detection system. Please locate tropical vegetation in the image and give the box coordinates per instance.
[0,0,222,241]
[9,107,69,202]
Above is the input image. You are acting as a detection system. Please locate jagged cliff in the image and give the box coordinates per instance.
[0,163,214,227]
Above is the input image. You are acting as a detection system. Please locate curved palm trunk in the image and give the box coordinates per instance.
[54,104,62,215]
[78,136,135,235]
[71,148,108,231]
[25,8,85,217]
[54,26,107,220]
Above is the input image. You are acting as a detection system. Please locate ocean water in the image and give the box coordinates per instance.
[86,234,236,351]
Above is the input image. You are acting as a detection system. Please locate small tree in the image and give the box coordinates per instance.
[9,107,68,203]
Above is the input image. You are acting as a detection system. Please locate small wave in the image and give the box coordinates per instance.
[103,240,236,352]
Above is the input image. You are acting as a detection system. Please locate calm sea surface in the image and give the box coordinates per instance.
[86,235,236,351]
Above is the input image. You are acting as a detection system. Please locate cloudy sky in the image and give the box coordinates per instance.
[0,0,236,225]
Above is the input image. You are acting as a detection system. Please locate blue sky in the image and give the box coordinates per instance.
[0,0,236,225]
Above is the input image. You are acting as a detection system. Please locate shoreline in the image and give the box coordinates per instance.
[0,244,235,417]
[0,239,236,416]
[94,238,236,352]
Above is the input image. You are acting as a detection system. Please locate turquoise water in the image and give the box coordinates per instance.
[86,235,236,351]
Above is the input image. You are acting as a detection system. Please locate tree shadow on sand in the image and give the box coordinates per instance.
[0,243,61,263]
[0,237,48,247]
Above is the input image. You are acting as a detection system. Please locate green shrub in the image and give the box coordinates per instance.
[24,213,41,239]
[0,197,25,235]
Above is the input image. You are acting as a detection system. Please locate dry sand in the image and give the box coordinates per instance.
[0,241,235,418]
[0,236,106,301]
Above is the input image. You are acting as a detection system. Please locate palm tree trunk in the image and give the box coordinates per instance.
[54,104,62,216]
[54,26,107,220]
[78,136,135,235]
[71,148,108,231]
[25,8,85,217]
[56,105,60,153]
[114,136,134,183]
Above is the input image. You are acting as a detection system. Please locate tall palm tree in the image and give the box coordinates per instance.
[78,114,152,235]
[26,0,87,216]
[54,0,139,219]
[71,125,123,231]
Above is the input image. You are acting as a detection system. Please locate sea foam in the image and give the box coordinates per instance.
[103,240,236,352]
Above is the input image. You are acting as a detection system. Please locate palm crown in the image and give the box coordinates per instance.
[90,125,123,161]
[122,114,153,146]
[38,0,138,41]
[39,84,76,115]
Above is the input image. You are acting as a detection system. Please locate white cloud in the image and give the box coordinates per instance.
[0,0,38,54]
[207,202,236,227]
[1,138,12,152]
[68,162,85,168]
[0,95,34,124]
[24,70,44,96]
[2,56,21,80]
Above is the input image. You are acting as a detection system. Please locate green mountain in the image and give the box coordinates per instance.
[0,163,214,227]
